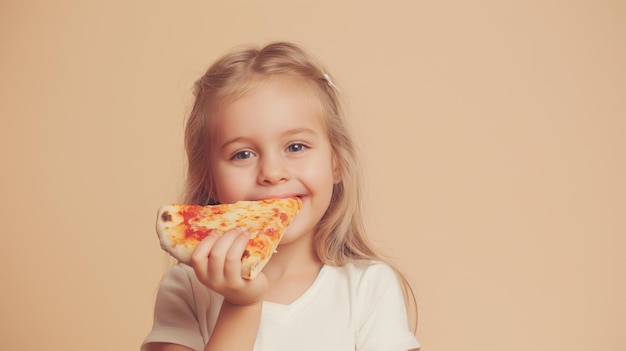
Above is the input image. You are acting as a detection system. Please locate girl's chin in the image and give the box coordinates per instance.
[277,224,313,246]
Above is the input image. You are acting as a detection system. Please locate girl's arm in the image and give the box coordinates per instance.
[191,228,268,351]
[203,300,262,350]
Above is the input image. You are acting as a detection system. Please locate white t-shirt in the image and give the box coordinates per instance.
[142,262,420,351]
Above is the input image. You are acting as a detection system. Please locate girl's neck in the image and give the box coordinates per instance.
[261,231,323,305]
[262,231,322,281]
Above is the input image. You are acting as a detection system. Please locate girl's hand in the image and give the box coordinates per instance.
[190,228,268,306]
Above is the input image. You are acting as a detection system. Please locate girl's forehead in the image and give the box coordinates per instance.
[213,76,328,134]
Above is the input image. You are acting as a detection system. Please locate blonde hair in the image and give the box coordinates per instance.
[182,42,417,330]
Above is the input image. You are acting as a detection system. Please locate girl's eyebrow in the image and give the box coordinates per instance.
[220,128,318,150]
[283,127,317,137]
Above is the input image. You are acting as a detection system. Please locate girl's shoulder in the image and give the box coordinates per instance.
[163,262,196,282]
[160,263,214,296]
[322,261,408,317]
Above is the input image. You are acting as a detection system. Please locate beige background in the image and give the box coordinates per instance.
[1,1,624,350]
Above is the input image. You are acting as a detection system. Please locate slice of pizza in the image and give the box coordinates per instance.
[156,197,302,279]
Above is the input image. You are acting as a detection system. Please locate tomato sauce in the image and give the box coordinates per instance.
[180,206,214,241]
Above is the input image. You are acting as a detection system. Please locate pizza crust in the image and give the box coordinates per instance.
[156,205,196,264]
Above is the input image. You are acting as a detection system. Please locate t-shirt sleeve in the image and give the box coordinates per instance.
[355,263,421,351]
[141,264,206,351]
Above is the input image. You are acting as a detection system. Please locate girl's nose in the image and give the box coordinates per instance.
[257,156,291,185]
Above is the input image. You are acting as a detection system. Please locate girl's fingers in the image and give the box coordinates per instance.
[191,234,219,276]
[190,227,264,304]
[223,230,251,280]
[191,234,219,262]
[189,228,267,305]
[206,228,243,279]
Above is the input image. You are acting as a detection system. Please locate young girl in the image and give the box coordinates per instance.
[142,42,420,351]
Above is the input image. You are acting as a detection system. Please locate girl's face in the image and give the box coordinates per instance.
[209,76,339,244]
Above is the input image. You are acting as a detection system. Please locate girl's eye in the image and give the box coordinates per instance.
[286,143,307,153]
[232,150,254,160]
